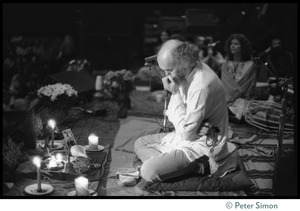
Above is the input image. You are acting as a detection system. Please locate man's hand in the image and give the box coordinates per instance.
[162,75,179,94]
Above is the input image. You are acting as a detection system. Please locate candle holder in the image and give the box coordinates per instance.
[24,183,54,196]
[25,156,54,196]
[42,137,52,158]
[93,90,103,98]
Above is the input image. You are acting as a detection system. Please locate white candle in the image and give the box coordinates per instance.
[55,153,63,163]
[33,156,41,192]
[48,119,56,148]
[88,134,98,150]
[95,75,103,91]
[75,176,89,196]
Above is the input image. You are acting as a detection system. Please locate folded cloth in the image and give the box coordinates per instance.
[116,168,140,178]
[118,175,139,187]
[116,168,140,187]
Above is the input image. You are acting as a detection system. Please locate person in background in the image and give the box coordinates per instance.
[200,37,225,78]
[221,34,294,136]
[195,35,205,49]
[220,33,258,120]
[258,36,294,78]
[154,29,171,53]
[57,34,76,70]
[169,33,186,42]
[221,33,257,103]
[134,39,238,182]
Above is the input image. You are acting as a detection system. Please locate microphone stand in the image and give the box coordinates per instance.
[253,56,278,79]
[145,60,169,132]
[163,91,169,132]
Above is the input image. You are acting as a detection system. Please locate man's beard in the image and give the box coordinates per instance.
[172,66,189,85]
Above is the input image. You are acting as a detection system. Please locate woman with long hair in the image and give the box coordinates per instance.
[221,33,257,104]
[221,34,293,136]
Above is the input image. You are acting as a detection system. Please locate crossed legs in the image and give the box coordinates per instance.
[134,133,197,182]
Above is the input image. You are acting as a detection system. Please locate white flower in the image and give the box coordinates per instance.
[37,83,78,102]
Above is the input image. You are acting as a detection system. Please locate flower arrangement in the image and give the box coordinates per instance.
[36,83,78,110]
[37,83,78,101]
[102,69,134,118]
[26,83,78,130]
[103,69,134,100]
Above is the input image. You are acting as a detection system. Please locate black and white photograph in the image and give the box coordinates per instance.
[62,128,77,148]
[2,2,298,206]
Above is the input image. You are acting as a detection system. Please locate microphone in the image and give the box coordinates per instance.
[144,55,157,66]
[79,107,107,116]
[207,40,221,47]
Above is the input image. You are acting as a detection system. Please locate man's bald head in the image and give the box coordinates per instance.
[157,39,183,70]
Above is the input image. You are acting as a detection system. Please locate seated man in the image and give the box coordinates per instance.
[134,39,238,182]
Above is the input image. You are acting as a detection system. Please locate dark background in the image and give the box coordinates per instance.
[3,3,298,71]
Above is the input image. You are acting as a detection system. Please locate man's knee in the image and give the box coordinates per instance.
[134,137,143,153]
[140,159,161,182]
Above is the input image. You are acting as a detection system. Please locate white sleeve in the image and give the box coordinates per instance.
[166,89,208,140]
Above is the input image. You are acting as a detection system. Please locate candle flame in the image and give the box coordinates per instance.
[56,153,63,162]
[88,134,98,142]
[48,119,56,129]
[33,156,41,167]
[49,159,57,168]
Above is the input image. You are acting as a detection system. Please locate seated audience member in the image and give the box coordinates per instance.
[169,33,186,42]
[8,68,27,98]
[134,39,238,182]
[221,34,294,135]
[258,36,294,78]
[154,29,171,54]
[221,33,257,105]
[56,34,76,70]
[200,37,225,78]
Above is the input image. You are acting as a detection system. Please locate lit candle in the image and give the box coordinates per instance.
[55,153,63,164]
[75,176,89,196]
[48,119,56,148]
[88,134,98,150]
[33,156,42,192]
[48,159,57,168]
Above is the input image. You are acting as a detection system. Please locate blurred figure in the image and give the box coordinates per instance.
[195,35,205,49]
[8,67,27,98]
[169,33,186,42]
[200,37,225,78]
[160,29,171,44]
[154,29,171,53]
[258,36,294,78]
[57,34,76,70]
